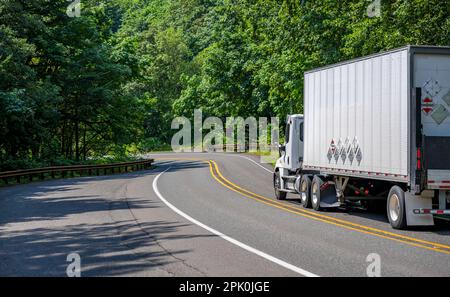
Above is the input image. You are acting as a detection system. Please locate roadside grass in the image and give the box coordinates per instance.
[246,151,277,167]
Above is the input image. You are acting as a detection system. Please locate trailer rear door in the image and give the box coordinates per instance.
[414,52,450,189]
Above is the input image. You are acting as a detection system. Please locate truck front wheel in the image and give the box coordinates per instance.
[274,170,287,200]
[387,186,407,229]
[300,175,312,208]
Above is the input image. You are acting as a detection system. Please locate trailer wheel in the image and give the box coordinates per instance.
[311,176,323,211]
[274,170,287,200]
[300,175,312,208]
[387,186,407,230]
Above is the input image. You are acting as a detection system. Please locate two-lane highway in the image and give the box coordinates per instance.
[0,153,449,276]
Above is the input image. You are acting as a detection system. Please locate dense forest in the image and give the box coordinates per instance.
[1,0,449,170]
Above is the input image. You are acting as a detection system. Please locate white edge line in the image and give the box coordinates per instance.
[236,155,274,174]
[152,168,319,277]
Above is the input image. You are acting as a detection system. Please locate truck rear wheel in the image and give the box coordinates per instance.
[274,170,287,200]
[311,176,323,211]
[387,186,407,229]
[300,175,312,208]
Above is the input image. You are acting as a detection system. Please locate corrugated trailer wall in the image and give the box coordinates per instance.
[303,49,409,180]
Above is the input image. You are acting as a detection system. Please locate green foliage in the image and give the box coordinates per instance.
[1,0,449,170]
[0,0,143,169]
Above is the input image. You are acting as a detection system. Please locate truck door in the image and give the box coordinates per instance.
[414,53,450,191]
[284,115,304,170]
[299,120,304,167]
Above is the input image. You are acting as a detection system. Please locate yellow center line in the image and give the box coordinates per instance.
[155,157,450,255]
[210,161,450,251]
[210,160,450,254]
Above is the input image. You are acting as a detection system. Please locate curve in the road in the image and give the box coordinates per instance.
[155,157,450,256]
[208,160,450,255]
[153,167,319,277]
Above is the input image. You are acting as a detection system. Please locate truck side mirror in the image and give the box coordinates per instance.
[278,144,286,157]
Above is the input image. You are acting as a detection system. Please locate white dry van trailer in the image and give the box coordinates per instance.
[274,45,450,229]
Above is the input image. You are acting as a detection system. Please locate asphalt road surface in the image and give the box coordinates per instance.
[0,152,449,276]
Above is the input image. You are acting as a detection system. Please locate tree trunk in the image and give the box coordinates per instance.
[83,125,87,161]
[75,119,80,161]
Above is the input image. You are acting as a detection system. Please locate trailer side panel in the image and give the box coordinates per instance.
[303,49,409,181]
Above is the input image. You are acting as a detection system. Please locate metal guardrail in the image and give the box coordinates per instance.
[0,159,154,185]
[207,144,278,152]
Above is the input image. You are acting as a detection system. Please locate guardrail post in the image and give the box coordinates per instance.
[51,171,55,179]
[16,176,20,184]
[29,174,32,182]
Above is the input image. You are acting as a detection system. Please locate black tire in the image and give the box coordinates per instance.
[300,175,312,208]
[274,170,287,200]
[311,176,323,211]
[387,186,407,230]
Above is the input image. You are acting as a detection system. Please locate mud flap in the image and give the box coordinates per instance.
[320,182,340,208]
[405,191,434,226]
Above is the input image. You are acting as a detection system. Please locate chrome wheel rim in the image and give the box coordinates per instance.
[301,181,307,203]
[312,183,318,205]
[389,194,400,222]
[301,192,307,203]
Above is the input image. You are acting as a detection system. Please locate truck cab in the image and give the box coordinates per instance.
[274,115,304,200]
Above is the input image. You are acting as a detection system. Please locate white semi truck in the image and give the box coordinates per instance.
[274,45,450,229]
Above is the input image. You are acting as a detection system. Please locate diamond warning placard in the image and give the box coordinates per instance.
[431,104,449,125]
[424,79,442,97]
[443,91,450,107]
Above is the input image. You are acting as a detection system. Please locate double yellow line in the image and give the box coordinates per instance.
[156,158,450,255]
[207,160,450,255]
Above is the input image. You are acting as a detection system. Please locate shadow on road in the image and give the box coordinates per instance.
[283,195,450,235]
[0,219,207,276]
[0,162,213,276]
